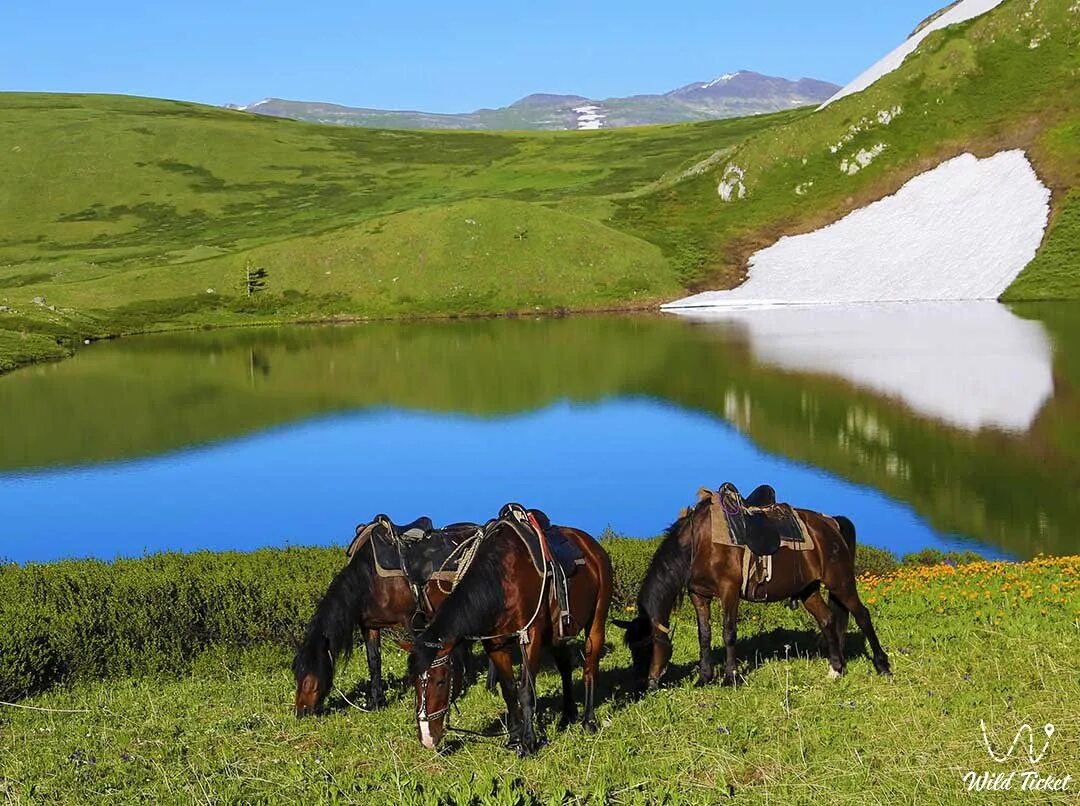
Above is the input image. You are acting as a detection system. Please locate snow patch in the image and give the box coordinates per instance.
[239,98,272,112]
[665,150,1050,306]
[820,0,1007,108]
[841,143,887,175]
[667,302,1053,433]
[828,109,899,154]
[573,104,604,130]
[877,105,903,125]
[703,73,738,89]
[718,165,747,201]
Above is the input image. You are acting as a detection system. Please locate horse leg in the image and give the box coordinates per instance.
[486,658,498,692]
[828,593,851,658]
[830,583,892,675]
[363,628,387,709]
[486,644,524,749]
[690,591,714,685]
[719,583,740,686]
[551,643,577,729]
[581,608,606,732]
[801,589,845,678]
[515,639,544,756]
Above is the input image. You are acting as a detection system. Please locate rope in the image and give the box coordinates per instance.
[334,687,372,713]
[433,529,485,595]
[0,700,92,714]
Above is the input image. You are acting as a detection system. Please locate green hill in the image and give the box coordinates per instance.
[1,0,1078,374]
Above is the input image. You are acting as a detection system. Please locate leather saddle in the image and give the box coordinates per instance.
[348,515,482,588]
[717,482,805,556]
[495,503,585,579]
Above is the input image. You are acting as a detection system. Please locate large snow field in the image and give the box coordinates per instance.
[665,151,1050,308]
[671,301,1053,433]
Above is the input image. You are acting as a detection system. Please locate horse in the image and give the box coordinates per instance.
[614,485,891,691]
[293,516,483,717]
[407,505,613,755]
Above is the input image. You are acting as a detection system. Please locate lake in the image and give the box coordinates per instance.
[2,301,1078,564]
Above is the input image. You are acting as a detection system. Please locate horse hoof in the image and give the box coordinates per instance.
[721,674,737,688]
[582,718,599,734]
[695,674,714,688]
[827,667,843,680]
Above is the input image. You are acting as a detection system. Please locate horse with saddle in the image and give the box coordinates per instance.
[295,484,888,756]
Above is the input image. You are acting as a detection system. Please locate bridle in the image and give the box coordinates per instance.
[416,649,454,725]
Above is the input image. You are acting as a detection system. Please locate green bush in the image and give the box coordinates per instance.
[0,536,907,701]
[855,544,901,577]
[901,548,984,568]
[0,547,342,701]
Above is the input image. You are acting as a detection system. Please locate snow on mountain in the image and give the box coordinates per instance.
[663,150,1050,307]
[820,0,1007,108]
[702,73,738,89]
[232,72,838,131]
[572,105,605,130]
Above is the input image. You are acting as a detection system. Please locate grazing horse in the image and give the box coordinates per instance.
[614,485,891,691]
[408,506,613,755]
[293,517,482,717]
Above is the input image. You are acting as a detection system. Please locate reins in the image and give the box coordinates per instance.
[462,513,550,647]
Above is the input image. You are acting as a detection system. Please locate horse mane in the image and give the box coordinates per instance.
[636,506,698,625]
[293,549,375,691]
[409,526,509,677]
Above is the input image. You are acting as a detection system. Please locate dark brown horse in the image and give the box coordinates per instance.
[293,517,481,717]
[615,486,890,690]
[407,507,613,755]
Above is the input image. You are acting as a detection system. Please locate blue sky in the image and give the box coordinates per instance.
[5,1,946,111]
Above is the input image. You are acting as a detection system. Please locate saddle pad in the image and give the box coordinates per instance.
[349,520,482,585]
[496,505,586,579]
[710,499,815,553]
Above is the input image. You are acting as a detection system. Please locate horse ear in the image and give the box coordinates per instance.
[612,618,635,630]
[697,486,712,501]
[679,507,689,518]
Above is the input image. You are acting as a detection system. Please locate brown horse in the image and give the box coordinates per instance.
[615,486,891,691]
[293,518,481,717]
[408,506,613,755]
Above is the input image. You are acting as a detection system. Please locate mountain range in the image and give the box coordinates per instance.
[229,71,840,130]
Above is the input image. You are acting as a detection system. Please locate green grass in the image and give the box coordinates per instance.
[1,554,1076,804]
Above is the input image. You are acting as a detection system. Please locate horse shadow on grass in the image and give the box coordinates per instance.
[322,626,872,746]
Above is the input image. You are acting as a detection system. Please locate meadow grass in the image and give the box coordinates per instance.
[1,555,1076,804]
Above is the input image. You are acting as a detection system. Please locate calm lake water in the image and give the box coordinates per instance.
[2,301,1078,564]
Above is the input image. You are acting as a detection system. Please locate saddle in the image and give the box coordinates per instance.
[702,483,814,602]
[346,515,483,589]
[496,503,586,639]
[713,483,808,555]
[495,503,585,580]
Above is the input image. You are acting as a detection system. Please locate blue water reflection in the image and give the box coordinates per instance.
[1,399,991,564]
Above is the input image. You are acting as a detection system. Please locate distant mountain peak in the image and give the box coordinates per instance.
[231,71,840,132]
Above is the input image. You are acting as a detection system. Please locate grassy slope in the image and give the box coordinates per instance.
[1,1,1078,376]
[1,556,1077,804]
[613,0,1080,293]
[0,96,795,368]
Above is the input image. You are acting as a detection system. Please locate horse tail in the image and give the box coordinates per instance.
[834,515,856,557]
[829,515,856,639]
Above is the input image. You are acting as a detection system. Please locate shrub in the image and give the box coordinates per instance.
[0,536,906,701]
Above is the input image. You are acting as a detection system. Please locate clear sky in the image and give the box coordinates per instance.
[5,1,947,112]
